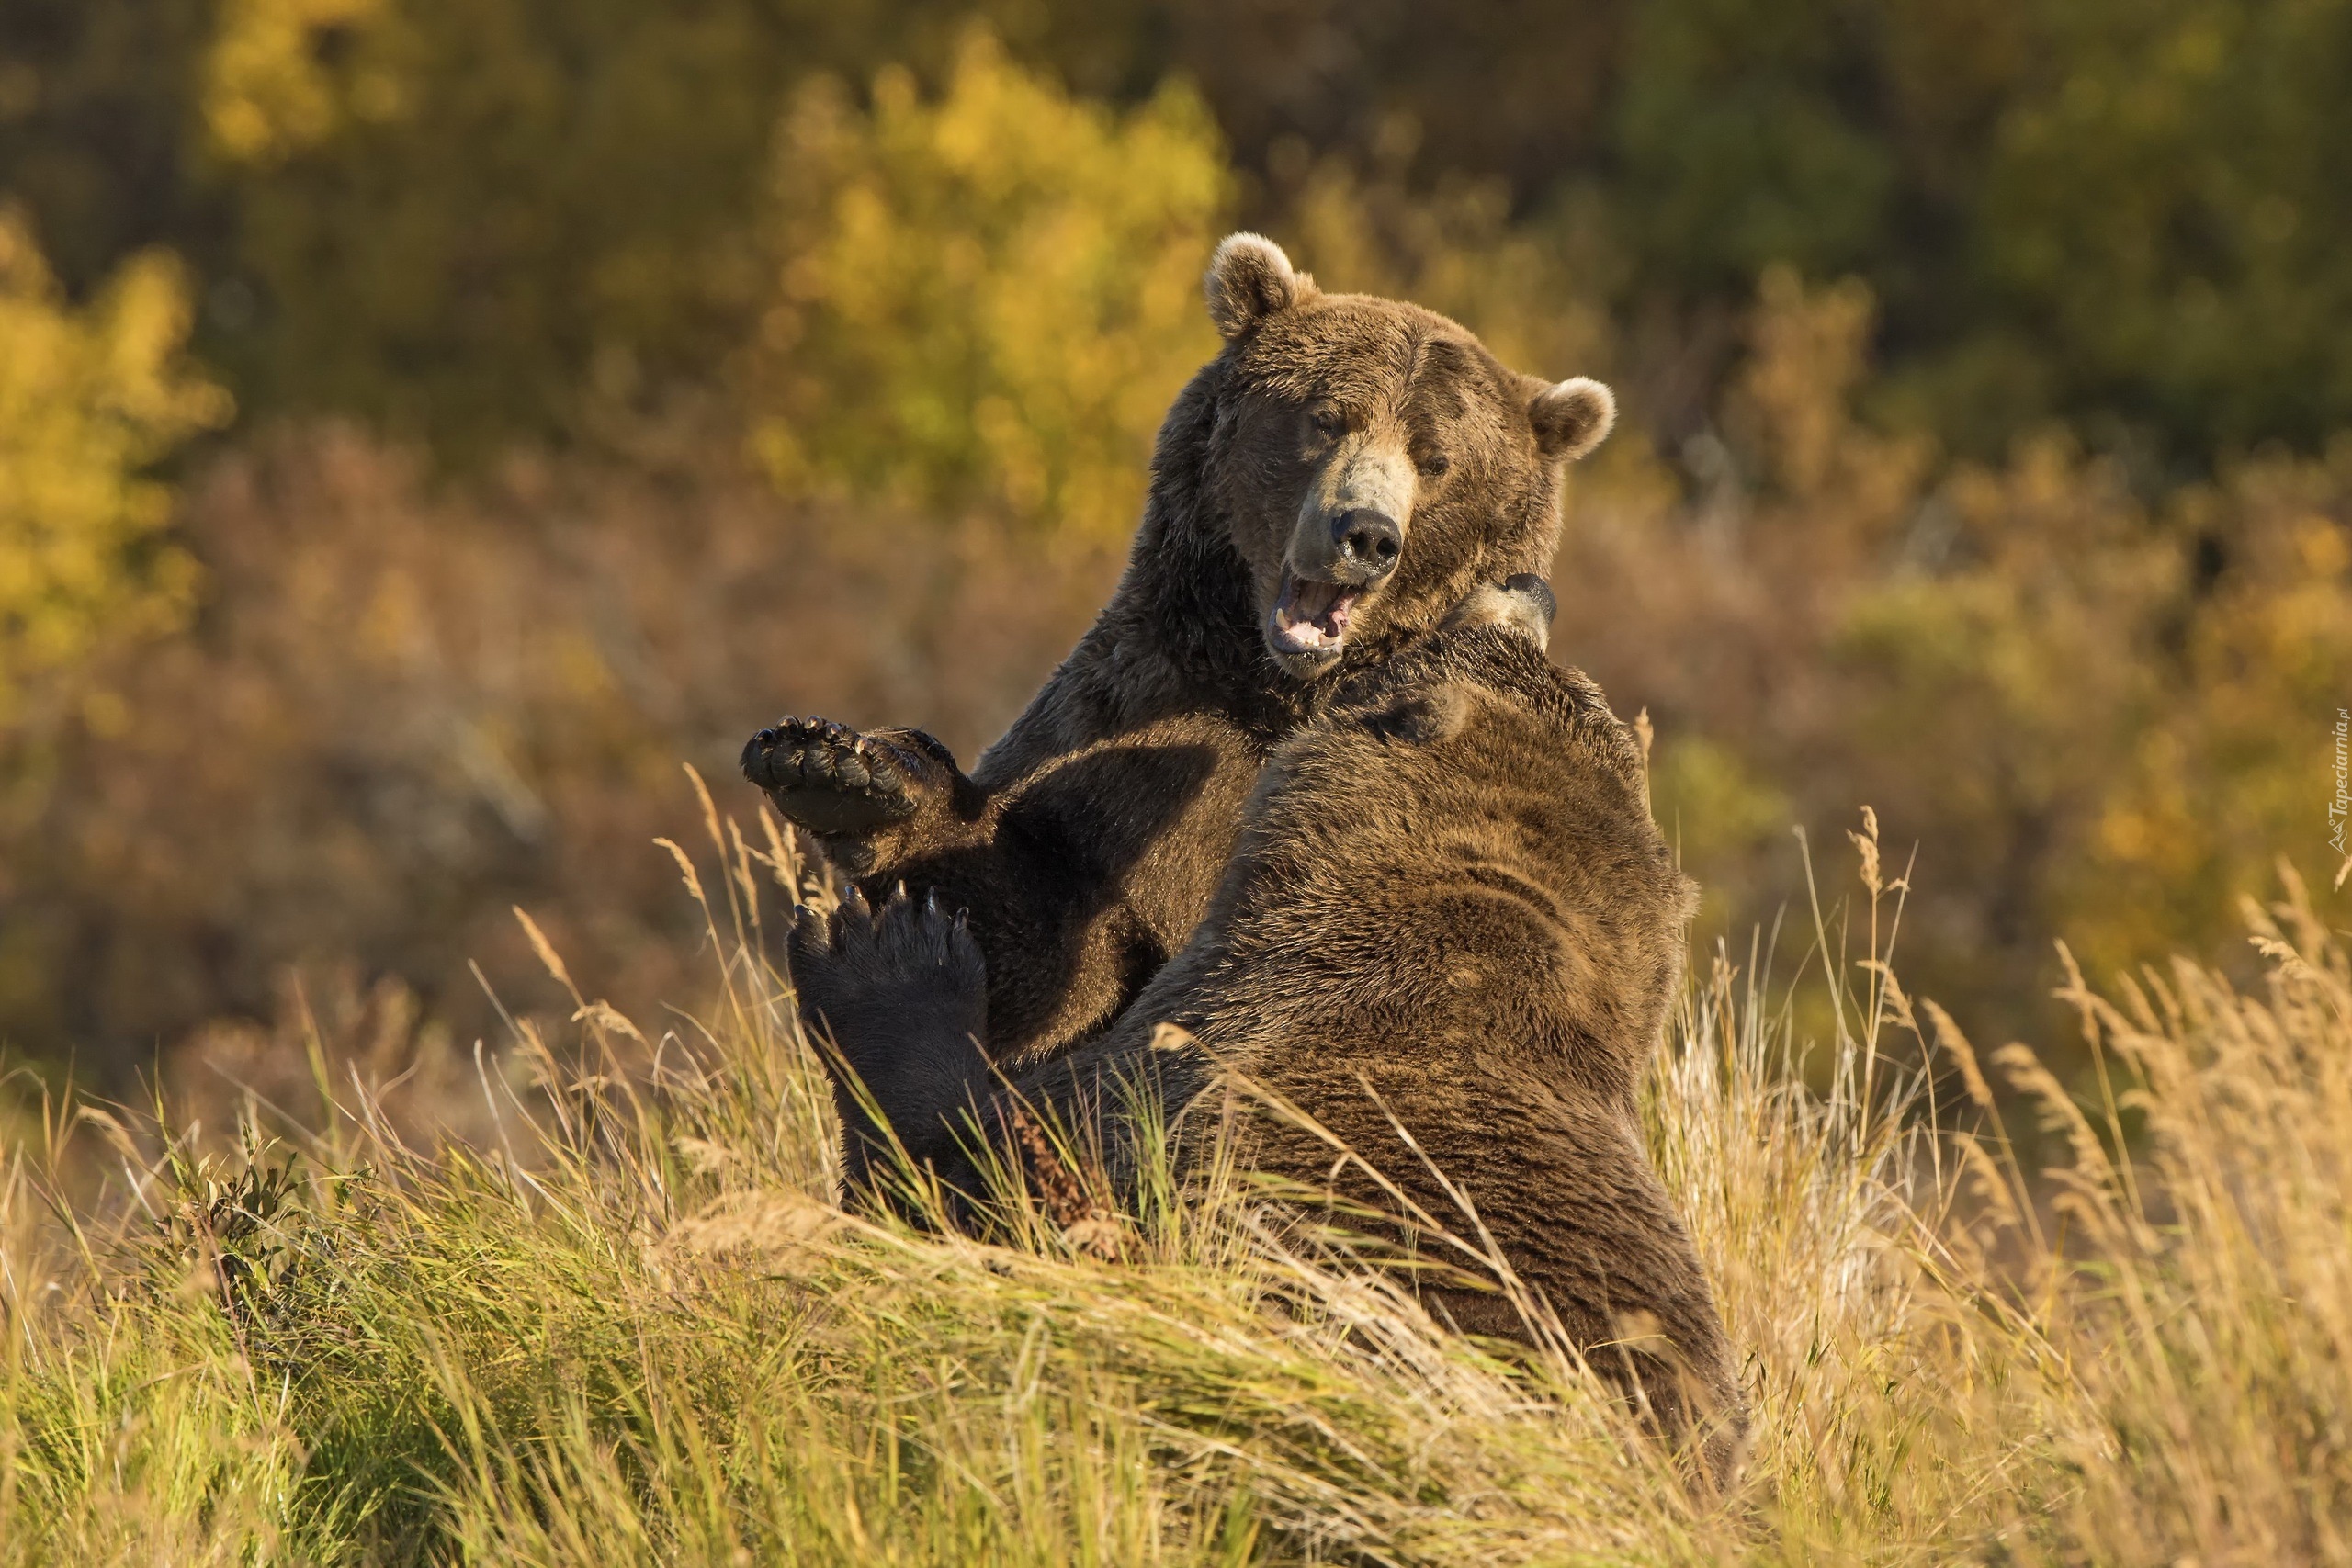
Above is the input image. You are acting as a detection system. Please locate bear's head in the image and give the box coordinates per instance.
[1200,233,1614,682]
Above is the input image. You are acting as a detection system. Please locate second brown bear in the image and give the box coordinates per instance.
[789,580,1747,1483]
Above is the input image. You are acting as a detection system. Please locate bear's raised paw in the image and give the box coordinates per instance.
[742,716,932,838]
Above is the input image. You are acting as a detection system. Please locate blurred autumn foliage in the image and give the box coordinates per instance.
[0,0,2346,1086]
[750,35,1229,537]
[0,209,226,717]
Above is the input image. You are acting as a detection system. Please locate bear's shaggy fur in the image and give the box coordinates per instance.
[744,234,1613,1068]
[788,581,1746,1481]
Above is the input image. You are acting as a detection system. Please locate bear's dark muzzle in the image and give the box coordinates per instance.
[1329,508,1402,585]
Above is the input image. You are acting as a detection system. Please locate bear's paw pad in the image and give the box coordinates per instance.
[741,716,921,836]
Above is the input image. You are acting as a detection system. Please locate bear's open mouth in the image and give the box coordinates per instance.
[1266,571,1361,668]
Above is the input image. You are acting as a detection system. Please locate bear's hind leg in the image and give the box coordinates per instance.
[788,886,992,1188]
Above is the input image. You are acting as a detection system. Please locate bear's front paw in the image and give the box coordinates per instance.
[787,885,989,1096]
[742,716,934,839]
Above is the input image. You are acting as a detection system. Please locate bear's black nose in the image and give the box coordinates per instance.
[1330,509,1402,583]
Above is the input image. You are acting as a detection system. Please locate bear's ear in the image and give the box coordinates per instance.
[1528,376,1616,463]
[1369,682,1474,745]
[1443,573,1555,652]
[1204,232,1313,339]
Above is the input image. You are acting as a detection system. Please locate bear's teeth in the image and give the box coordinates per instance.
[1272,610,1329,649]
[1271,572,1360,654]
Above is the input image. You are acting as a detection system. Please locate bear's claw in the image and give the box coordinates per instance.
[742,716,921,837]
[790,885,982,1001]
[788,886,991,1168]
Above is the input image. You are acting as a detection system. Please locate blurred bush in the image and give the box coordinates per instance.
[1971,0,2352,454]
[0,210,225,717]
[748,32,1227,538]
[185,0,975,450]
[0,420,1116,1065]
[1559,270,2352,1043]
[5,17,1187,1066]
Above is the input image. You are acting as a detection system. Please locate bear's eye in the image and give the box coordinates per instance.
[1308,406,1348,440]
[1417,451,1452,479]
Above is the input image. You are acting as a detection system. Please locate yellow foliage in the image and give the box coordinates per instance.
[0,213,229,715]
[750,31,1229,538]
[202,0,407,165]
[2083,446,2352,962]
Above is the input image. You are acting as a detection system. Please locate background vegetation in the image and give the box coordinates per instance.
[0,2,2347,1111]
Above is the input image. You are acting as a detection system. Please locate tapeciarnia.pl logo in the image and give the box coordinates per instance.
[2331,707,2349,868]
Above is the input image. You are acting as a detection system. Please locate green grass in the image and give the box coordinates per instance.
[4,803,2348,1565]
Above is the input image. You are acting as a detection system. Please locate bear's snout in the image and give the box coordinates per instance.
[1287,432,1416,589]
[1329,508,1402,585]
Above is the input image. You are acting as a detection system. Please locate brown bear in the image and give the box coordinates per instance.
[742,233,1614,1070]
[787,579,1747,1483]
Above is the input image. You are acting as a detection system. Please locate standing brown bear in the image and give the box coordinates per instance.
[788,579,1747,1483]
[742,233,1614,1068]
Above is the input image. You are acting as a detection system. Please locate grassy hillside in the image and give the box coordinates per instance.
[4,799,2347,1565]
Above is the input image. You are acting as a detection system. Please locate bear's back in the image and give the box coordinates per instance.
[1193,627,1691,1103]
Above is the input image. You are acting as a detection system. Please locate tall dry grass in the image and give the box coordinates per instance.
[3,798,2346,1564]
